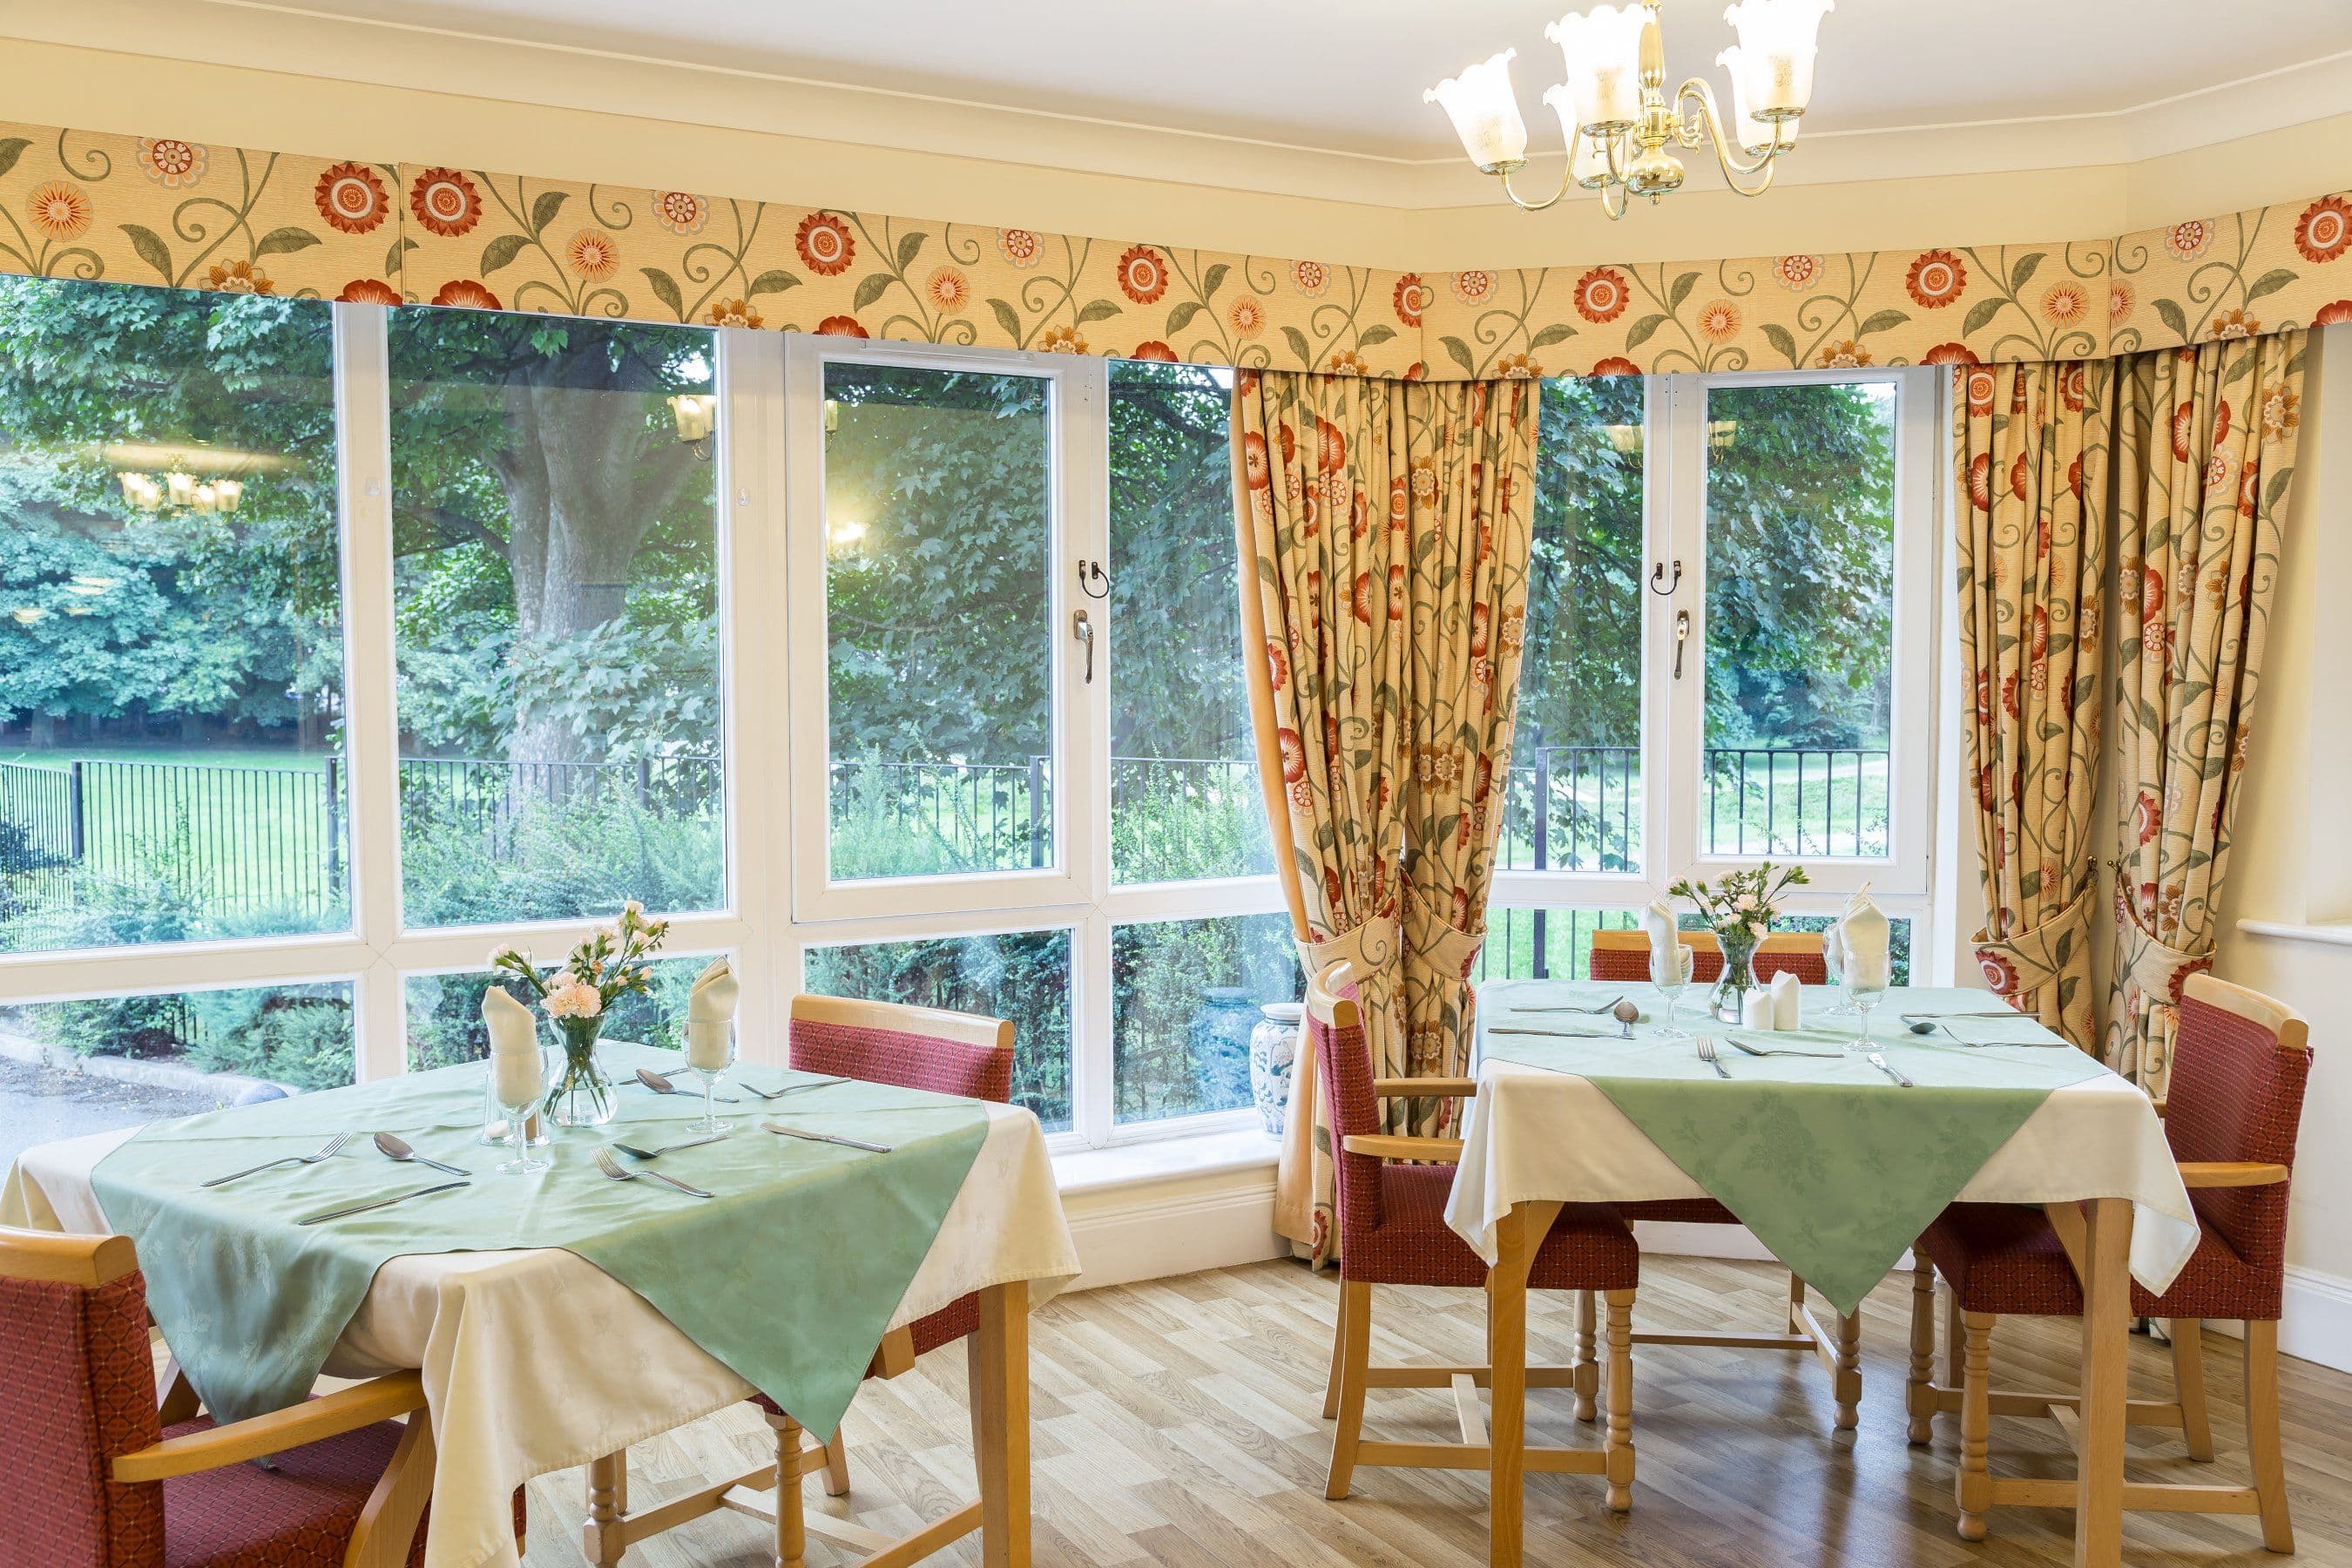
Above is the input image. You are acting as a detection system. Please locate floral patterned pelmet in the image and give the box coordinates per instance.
[3,119,2348,373]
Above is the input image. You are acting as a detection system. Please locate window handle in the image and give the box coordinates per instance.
[1072,609,1095,685]
[1673,608,1691,680]
[1649,558,1682,595]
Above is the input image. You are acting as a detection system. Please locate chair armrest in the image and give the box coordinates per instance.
[112,1371,427,1484]
[1341,1134,1463,1164]
[1373,1078,1477,1098]
[2149,1098,2166,1119]
[2177,1161,2289,1190]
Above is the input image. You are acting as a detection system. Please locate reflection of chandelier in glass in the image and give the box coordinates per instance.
[118,470,244,514]
[1426,1,1833,221]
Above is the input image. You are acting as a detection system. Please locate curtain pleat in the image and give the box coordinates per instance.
[2104,331,2307,1097]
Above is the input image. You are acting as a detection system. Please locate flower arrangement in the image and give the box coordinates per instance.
[486,901,669,1125]
[1668,862,1809,1019]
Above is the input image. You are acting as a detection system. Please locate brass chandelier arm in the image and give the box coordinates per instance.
[1497,164,1580,213]
[1672,78,1790,197]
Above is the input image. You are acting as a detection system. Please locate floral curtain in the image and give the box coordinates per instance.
[2105,330,2307,1098]
[1401,380,1539,1130]
[1955,359,2111,1051]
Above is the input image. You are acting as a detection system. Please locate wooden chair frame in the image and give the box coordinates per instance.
[1307,966,1635,1512]
[0,1226,452,1568]
[1903,975,2307,1551]
[581,991,1017,1568]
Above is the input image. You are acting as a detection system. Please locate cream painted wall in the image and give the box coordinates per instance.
[8,33,2352,274]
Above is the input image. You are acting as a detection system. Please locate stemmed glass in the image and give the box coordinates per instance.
[1822,929,1853,1015]
[1842,963,1888,1054]
[685,1020,735,1134]
[1650,944,1693,1038]
[491,1046,550,1175]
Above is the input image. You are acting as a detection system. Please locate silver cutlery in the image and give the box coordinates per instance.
[1922,1020,2073,1048]
[741,1076,850,1101]
[296,1179,468,1226]
[1611,1000,1641,1038]
[1722,1037,1838,1059]
[1695,1037,1732,1079]
[1490,1024,1613,1038]
[635,1066,740,1103]
[1866,1050,1916,1088]
[612,1132,731,1159]
[1514,996,1625,1015]
[372,1131,470,1177]
[593,1146,713,1198]
[202,1131,355,1188]
[761,1120,892,1154]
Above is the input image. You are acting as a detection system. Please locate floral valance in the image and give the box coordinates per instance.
[2,119,2347,377]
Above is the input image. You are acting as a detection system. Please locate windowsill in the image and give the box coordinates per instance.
[1052,1125,1281,1197]
[2235,917,2352,950]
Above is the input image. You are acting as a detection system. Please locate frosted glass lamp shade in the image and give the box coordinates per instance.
[1714,47,1793,154]
[1722,0,1834,117]
[1545,4,1651,132]
[1426,50,1531,172]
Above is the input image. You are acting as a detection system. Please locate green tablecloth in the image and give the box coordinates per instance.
[90,1040,988,1436]
[1478,983,2108,1315]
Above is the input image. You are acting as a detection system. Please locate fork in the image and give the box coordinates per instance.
[1514,996,1625,1015]
[1695,1037,1733,1079]
[593,1146,713,1198]
[740,1076,850,1101]
[203,1131,355,1188]
[611,1132,730,1159]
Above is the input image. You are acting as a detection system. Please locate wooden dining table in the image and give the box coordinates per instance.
[1448,981,2200,1568]
[2,1051,1081,1568]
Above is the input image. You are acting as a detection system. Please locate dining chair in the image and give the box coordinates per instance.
[0,1224,522,1568]
[581,991,1014,1568]
[1907,974,2310,1548]
[1310,961,1641,1512]
[1584,925,1862,1429]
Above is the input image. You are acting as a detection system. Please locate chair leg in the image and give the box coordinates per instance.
[1955,1311,1995,1542]
[2246,1320,2295,1553]
[1573,1288,1599,1424]
[1906,1251,1937,1446]
[583,1452,627,1568]
[820,1430,851,1497]
[1325,1279,1371,1500]
[1786,1270,1806,1333]
[765,1407,808,1568]
[2167,1317,2214,1463]
[1603,1289,1637,1513]
[1832,1305,1863,1433]
[1943,1281,1964,1385]
[1322,1278,1351,1421]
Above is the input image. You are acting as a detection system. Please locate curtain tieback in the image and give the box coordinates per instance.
[1297,916,1400,991]
[1971,878,2096,997]
[1403,886,1484,982]
[2112,891,2213,1010]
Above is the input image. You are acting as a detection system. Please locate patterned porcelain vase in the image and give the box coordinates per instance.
[545,1016,617,1127]
[1249,1002,1304,1137]
[1711,929,1761,1024]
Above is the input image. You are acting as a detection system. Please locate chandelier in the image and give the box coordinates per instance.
[1425,1,1833,220]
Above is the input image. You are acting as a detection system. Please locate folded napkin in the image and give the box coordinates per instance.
[1641,899,1689,984]
[686,956,738,1071]
[1839,892,1891,989]
[482,984,542,1107]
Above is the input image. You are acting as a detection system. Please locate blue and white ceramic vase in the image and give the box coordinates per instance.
[1249,1001,1304,1137]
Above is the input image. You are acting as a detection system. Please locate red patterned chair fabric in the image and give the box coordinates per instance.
[1923,991,2311,1320]
[1308,998,1637,1291]
[1588,938,1726,986]
[1753,943,1830,985]
[0,1266,514,1568]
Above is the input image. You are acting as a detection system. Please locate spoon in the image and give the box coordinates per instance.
[635,1066,740,1103]
[1611,999,1640,1039]
[372,1131,470,1177]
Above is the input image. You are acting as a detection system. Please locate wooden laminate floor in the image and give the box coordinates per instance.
[518,1256,2352,1566]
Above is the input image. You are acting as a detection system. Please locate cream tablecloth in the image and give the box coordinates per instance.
[5,1103,1078,1568]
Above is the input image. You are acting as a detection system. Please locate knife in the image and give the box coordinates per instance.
[297,1180,470,1226]
[1865,1051,1915,1088]
[761,1121,892,1154]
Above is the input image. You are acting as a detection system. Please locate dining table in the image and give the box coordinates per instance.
[2,1039,1080,1568]
[1447,980,2198,1568]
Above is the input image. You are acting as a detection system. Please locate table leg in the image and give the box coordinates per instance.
[583,1452,627,1567]
[970,1279,1031,1568]
[2073,1197,2132,1568]
[1487,1199,1563,1568]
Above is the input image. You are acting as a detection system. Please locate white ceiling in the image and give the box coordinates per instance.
[206,0,2352,162]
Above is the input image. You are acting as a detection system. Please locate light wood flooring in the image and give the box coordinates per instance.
[517,1256,2352,1566]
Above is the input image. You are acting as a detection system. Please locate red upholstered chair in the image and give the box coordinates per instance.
[1585,928,1862,1429]
[1310,962,1641,1512]
[584,993,1014,1568]
[0,1225,517,1568]
[1908,974,2311,1548]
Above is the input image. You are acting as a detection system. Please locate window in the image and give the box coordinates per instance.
[1112,912,1297,1124]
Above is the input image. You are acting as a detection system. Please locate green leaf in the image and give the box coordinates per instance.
[1962,294,2005,336]
[1281,324,1311,367]
[383,236,413,278]
[1441,335,1475,375]
[895,229,927,272]
[1668,271,1700,310]
[2154,297,2188,339]
[1624,313,1667,349]
[252,226,322,259]
[2264,465,2292,509]
[1200,261,1230,300]
[747,269,800,295]
[1357,322,1397,347]
[640,267,684,321]
[479,233,530,275]
[1527,321,1577,350]
[1075,297,1125,325]
[2008,251,2043,294]
[528,188,569,235]
[1166,299,1205,334]
[0,139,30,181]
[1857,308,1909,336]
[988,297,1023,341]
[852,271,893,310]
[1761,321,1798,364]
[119,224,173,282]
[2243,267,2298,303]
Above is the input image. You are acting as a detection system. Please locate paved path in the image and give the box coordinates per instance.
[0,1057,212,1173]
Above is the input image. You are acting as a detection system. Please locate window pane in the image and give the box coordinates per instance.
[1112,912,1299,1125]
[1108,362,1268,884]
[1702,381,1896,858]
[0,981,355,1168]
[801,930,1071,1132]
[389,311,724,929]
[404,954,715,1072]
[822,363,1053,882]
[0,279,348,954]
[1473,908,1641,982]
[1503,377,1646,878]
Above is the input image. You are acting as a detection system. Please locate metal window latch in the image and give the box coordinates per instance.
[1649,558,1681,595]
[1077,559,1110,599]
[1072,609,1095,684]
[1673,608,1691,679]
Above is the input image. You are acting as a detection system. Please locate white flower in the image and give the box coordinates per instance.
[543,982,604,1019]
[623,899,644,916]
[1734,893,1758,911]
[1747,920,1768,939]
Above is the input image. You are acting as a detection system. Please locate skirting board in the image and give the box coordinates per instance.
[1061,1166,1286,1293]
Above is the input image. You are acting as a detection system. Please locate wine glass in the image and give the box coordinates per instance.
[1842,961,1889,1055]
[1650,943,1692,1038]
[1822,927,1853,1016]
[491,1047,550,1175]
[685,1019,735,1134]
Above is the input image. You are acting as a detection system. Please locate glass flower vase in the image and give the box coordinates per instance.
[1711,929,1761,1023]
[545,1015,617,1126]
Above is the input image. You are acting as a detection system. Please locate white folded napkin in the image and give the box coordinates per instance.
[1840,892,1890,988]
[1641,898,1687,984]
[483,984,542,1107]
[1769,970,1801,1030]
[686,956,738,1071]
